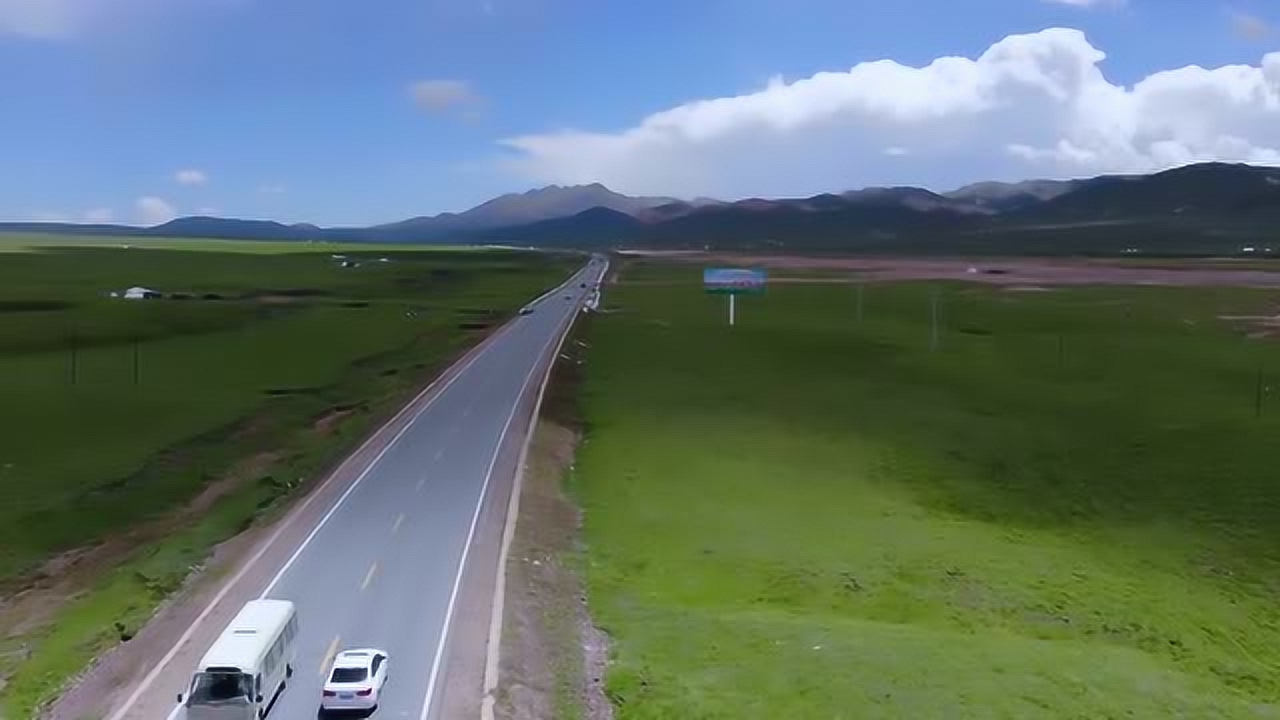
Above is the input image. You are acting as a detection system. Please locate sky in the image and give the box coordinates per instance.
[1,0,1278,226]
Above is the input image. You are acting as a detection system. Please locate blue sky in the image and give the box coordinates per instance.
[0,0,1277,225]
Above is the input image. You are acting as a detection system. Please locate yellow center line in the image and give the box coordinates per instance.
[361,562,379,592]
[319,636,340,678]
[392,513,405,534]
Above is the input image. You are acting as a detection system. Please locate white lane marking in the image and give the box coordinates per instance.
[109,310,522,720]
[415,476,426,493]
[259,331,503,600]
[145,266,589,720]
[524,278,574,309]
[480,264,596,719]
[419,268,590,720]
[361,562,379,592]
[392,513,406,534]
[426,392,476,467]
[319,636,341,678]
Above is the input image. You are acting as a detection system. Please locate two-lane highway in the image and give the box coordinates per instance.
[103,256,607,720]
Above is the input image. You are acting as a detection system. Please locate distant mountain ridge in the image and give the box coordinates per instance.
[369,183,681,240]
[6,163,1280,256]
[944,179,1081,212]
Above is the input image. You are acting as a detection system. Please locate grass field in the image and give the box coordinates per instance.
[0,232,494,255]
[0,238,575,715]
[571,262,1280,718]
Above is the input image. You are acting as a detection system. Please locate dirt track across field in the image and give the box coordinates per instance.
[660,254,1280,289]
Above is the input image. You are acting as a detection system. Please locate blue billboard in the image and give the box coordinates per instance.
[704,267,767,294]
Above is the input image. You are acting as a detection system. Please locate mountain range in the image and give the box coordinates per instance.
[6,163,1280,256]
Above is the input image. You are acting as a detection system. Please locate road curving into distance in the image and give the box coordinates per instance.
[99,255,608,720]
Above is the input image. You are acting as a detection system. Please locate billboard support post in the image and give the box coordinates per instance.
[704,267,766,327]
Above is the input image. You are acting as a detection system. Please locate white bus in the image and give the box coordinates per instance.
[180,599,298,720]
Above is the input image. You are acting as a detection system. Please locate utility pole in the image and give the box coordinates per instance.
[930,289,940,352]
[1256,361,1265,418]
[70,334,78,386]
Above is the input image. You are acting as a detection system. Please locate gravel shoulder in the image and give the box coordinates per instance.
[492,321,612,720]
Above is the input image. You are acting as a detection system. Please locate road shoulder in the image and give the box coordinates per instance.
[488,322,613,720]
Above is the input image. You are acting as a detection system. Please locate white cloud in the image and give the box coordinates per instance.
[0,0,251,39]
[500,28,1280,198]
[410,79,482,116]
[0,0,75,39]
[258,184,287,195]
[884,146,910,157]
[83,208,114,223]
[175,169,207,186]
[196,206,219,216]
[136,196,177,226]
[1231,10,1271,41]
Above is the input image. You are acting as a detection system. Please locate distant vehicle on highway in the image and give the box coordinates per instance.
[179,599,298,720]
[519,306,534,315]
[321,649,389,713]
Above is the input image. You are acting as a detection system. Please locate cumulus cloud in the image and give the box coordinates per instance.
[83,208,114,223]
[175,169,207,185]
[500,28,1280,198]
[136,196,177,226]
[410,79,482,117]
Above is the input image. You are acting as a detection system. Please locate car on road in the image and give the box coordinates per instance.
[321,648,389,713]
[518,305,534,315]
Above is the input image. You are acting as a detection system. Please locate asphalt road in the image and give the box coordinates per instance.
[102,256,607,720]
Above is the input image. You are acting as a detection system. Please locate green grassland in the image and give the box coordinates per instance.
[0,238,574,715]
[572,263,1280,718]
[0,232,491,255]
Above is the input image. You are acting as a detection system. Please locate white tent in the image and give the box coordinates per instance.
[123,286,161,300]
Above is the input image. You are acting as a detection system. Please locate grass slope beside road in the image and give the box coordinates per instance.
[574,263,1280,718]
[0,241,575,716]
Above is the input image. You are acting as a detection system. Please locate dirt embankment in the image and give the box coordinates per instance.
[495,318,612,720]
[0,447,280,635]
[0,403,358,717]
